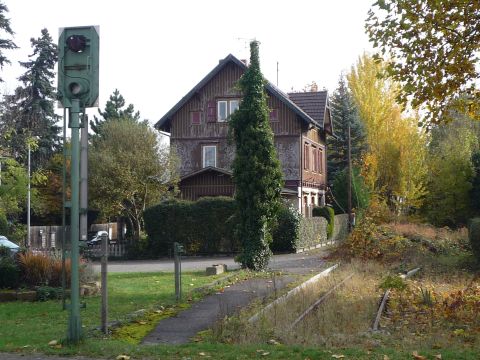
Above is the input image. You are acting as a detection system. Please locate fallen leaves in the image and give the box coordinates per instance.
[116,355,130,360]
[412,351,427,360]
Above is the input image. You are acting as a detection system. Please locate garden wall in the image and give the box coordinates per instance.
[296,214,349,253]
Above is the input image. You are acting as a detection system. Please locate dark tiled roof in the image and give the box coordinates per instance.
[287,91,328,124]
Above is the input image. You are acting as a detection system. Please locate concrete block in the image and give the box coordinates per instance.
[206,264,227,276]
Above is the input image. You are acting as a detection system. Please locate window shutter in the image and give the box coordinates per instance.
[207,101,216,122]
[269,109,278,121]
[191,111,201,125]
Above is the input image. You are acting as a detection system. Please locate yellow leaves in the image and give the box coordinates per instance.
[116,355,130,360]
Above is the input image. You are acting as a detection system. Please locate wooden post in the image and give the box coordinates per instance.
[101,233,108,334]
[347,122,352,232]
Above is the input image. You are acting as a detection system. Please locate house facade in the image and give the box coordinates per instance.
[155,54,334,216]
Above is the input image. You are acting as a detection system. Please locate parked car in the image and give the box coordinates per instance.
[0,235,20,254]
[86,231,109,246]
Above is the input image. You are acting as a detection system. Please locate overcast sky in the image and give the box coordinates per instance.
[2,0,374,126]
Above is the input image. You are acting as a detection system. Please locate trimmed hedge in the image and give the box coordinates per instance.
[313,206,335,239]
[143,197,238,256]
[270,206,300,253]
[469,217,480,261]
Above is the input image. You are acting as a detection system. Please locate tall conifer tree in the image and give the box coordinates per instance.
[0,1,17,82]
[230,41,283,271]
[90,89,140,136]
[327,76,366,185]
[2,28,59,168]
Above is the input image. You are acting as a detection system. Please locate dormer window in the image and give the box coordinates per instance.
[217,99,240,122]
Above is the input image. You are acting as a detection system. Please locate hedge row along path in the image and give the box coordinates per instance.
[142,250,330,345]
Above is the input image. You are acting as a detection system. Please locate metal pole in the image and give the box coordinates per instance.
[67,99,82,342]
[27,143,31,248]
[347,122,352,232]
[80,115,88,243]
[62,108,67,310]
[101,233,108,334]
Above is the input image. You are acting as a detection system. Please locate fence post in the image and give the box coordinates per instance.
[174,242,184,302]
[101,233,108,334]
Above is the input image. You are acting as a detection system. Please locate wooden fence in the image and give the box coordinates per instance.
[29,243,126,259]
[28,222,122,249]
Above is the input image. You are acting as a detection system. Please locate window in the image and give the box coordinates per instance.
[304,143,309,170]
[217,101,228,122]
[319,148,323,174]
[202,145,217,168]
[230,99,239,114]
[191,111,201,125]
[312,145,317,172]
[217,99,240,122]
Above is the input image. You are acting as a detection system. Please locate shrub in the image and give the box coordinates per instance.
[36,286,62,301]
[270,205,300,252]
[144,197,238,257]
[0,256,19,289]
[313,206,335,238]
[18,252,52,286]
[49,258,71,287]
[468,217,480,261]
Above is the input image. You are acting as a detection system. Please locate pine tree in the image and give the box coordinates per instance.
[90,89,140,135]
[327,76,366,185]
[229,41,283,271]
[1,28,59,168]
[0,1,17,81]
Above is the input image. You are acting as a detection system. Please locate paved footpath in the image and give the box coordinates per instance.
[142,251,328,345]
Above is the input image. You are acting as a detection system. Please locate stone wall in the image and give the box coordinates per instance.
[297,214,349,252]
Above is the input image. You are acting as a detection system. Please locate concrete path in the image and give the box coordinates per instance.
[142,250,328,345]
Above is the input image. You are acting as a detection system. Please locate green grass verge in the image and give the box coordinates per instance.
[0,270,230,352]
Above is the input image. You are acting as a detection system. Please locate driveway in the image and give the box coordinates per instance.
[91,250,328,274]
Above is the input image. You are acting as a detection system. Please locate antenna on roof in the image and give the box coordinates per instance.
[276,61,279,87]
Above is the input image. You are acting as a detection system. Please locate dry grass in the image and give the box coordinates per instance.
[387,222,468,247]
[210,261,386,347]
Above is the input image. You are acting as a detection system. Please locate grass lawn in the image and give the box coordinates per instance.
[0,270,229,352]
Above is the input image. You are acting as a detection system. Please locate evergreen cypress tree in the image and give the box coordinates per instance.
[2,28,59,168]
[90,89,140,135]
[0,1,17,82]
[230,41,283,271]
[327,76,366,185]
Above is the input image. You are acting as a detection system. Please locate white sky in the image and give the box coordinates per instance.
[2,0,373,126]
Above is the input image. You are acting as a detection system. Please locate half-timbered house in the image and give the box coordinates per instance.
[155,54,334,216]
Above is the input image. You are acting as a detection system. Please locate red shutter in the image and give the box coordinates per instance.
[191,111,201,125]
[269,109,278,121]
[207,101,216,122]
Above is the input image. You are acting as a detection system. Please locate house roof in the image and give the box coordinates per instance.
[180,166,299,195]
[288,91,329,125]
[155,54,331,133]
[180,166,232,182]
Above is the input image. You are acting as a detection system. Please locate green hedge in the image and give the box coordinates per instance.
[143,197,238,256]
[312,206,335,239]
[270,206,300,253]
[469,217,480,261]
[0,256,19,289]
